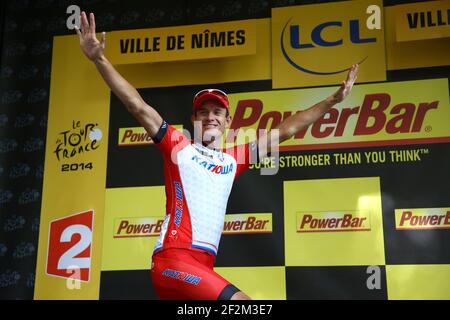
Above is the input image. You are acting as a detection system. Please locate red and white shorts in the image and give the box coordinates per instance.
[151,248,240,300]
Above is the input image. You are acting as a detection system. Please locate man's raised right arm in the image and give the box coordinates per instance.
[75,11,162,137]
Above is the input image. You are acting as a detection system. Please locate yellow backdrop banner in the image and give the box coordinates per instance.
[106,19,256,65]
[271,0,386,88]
[394,0,450,42]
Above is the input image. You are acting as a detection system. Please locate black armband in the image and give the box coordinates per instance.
[218,284,241,300]
[152,120,168,144]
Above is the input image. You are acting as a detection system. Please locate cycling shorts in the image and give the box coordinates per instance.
[151,248,240,300]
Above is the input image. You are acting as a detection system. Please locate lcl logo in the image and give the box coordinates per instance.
[280,4,382,76]
[289,20,376,48]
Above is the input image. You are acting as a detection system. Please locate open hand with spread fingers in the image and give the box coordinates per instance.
[330,64,359,104]
[74,11,105,62]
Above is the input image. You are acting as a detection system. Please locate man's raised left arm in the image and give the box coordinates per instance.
[257,64,359,158]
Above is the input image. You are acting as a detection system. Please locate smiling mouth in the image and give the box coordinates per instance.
[203,124,218,129]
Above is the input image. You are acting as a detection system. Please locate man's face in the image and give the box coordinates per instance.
[191,99,231,143]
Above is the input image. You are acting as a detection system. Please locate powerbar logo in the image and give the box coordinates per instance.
[114,217,164,238]
[118,127,153,146]
[297,211,371,233]
[118,125,183,146]
[223,213,272,234]
[395,208,450,230]
[226,93,441,148]
[115,213,272,238]
[162,268,202,285]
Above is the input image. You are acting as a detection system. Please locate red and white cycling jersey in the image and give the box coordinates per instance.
[153,122,255,256]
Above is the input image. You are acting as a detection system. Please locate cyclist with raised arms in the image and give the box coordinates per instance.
[75,11,359,300]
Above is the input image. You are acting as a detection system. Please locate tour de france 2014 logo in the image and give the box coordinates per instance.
[53,120,102,173]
